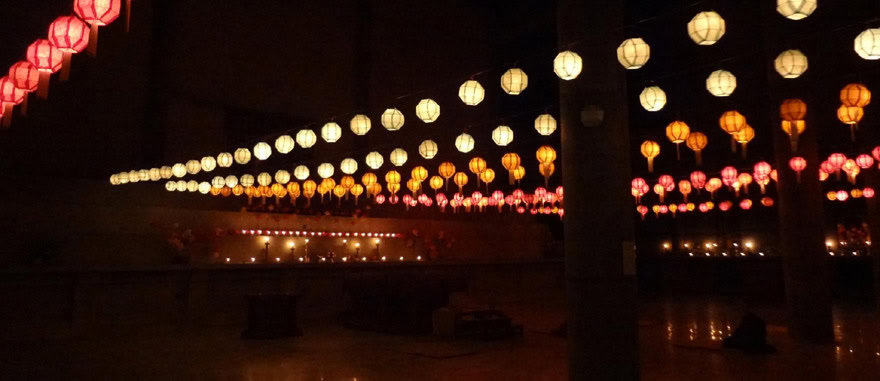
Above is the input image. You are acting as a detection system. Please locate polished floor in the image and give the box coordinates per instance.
[3,297,880,380]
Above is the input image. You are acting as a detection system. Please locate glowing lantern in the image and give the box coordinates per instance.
[197,182,210,194]
[185,160,201,175]
[502,153,522,184]
[292,165,309,181]
[665,121,690,160]
[718,201,732,212]
[855,28,880,60]
[225,175,238,188]
[774,49,808,78]
[362,172,378,188]
[164,180,175,191]
[837,105,864,141]
[781,120,806,151]
[234,148,251,164]
[640,140,660,172]
[439,162,456,190]
[411,166,428,184]
[637,205,649,220]
[74,0,121,55]
[381,108,405,131]
[418,140,438,159]
[366,151,384,169]
[455,133,475,153]
[843,159,860,184]
[415,98,440,123]
[617,38,650,69]
[287,182,300,201]
[828,153,847,174]
[686,132,708,165]
[513,166,526,183]
[200,156,216,172]
[687,11,726,45]
[317,163,334,179]
[864,187,876,198]
[368,183,382,198]
[429,176,444,192]
[351,184,364,204]
[657,175,674,192]
[211,176,226,188]
[159,166,172,179]
[295,129,317,148]
[340,158,358,175]
[837,190,849,202]
[389,148,408,167]
[321,122,342,143]
[779,99,807,123]
[340,175,355,190]
[500,68,528,95]
[385,170,401,185]
[256,172,272,187]
[856,154,874,169]
[25,39,62,98]
[480,169,496,191]
[453,172,469,193]
[458,80,485,106]
[840,83,871,107]
[852,189,864,198]
[740,199,753,210]
[375,194,386,204]
[721,166,738,188]
[216,152,233,168]
[240,174,254,187]
[9,61,38,114]
[690,171,707,192]
[653,184,666,203]
[733,125,755,158]
[639,86,666,112]
[492,126,514,146]
[873,146,880,163]
[48,16,89,81]
[0,77,24,125]
[536,145,557,164]
[553,50,582,80]
[632,178,648,203]
[706,70,736,97]
[468,157,488,187]
[534,114,557,136]
[738,173,753,194]
[826,191,837,201]
[761,197,774,207]
[253,142,272,160]
[777,0,817,20]
[679,180,693,202]
[719,110,746,152]
[350,114,371,135]
[539,163,555,187]
[754,161,772,179]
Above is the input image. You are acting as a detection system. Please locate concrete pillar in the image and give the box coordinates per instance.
[558,1,639,379]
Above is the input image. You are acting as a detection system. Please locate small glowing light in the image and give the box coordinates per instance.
[381,256,387,261]
[684,243,690,248]
[355,242,361,248]
[362,257,367,261]
[417,256,422,261]
[744,241,754,249]
[225,258,230,262]
[705,253,710,256]
[320,257,327,262]
[275,257,281,262]
[662,242,671,249]
[263,237,270,243]
[375,239,381,244]
[689,252,694,256]
[829,251,834,255]
[867,241,872,246]
[399,256,404,261]
[853,251,858,255]
[305,239,310,243]
[733,243,739,247]
[722,253,728,257]
[758,252,765,256]
[342,257,348,262]
[342,239,348,244]
[826,240,833,247]
[712,243,718,247]
[250,257,256,262]
[298,257,304,262]
[704,243,711,249]
[287,241,295,248]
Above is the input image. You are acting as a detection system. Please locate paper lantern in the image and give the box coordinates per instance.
[340,175,355,190]
[74,0,121,55]
[679,180,692,202]
[124,170,137,183]
[438,162,455,190]
[780,99,807,121]
[272,135,294,154]
[500,68,528,95]
[302,180,317,204]
[502,153,521,184]
[25,39,62,99]
[721,166,738,188]
[200,156,216,172]
[738,173,753,194]
[864,187,876,198]
[733,125,755,158]
[340,158,358,175]
[640,140,660,172]
[617,38,650,69]
[453,172,469,193]
[389,148,408,167]
[319,122,342,143]
[492,126,514,146]
[536,145,557,165]
[719,110,746,153]
[194,181,208,194]
[419,140,438,159]
[468,157,487,183]
[553,50,582,80]
[455,133,475,153]
[687,11,726,45]
[706,70,736,97]
[48,16,90,81]
[855,28,880,60]
[381,108,405,131]
[211,176,226,188]
[159,166,172,179]
[171,163,186,178]
[234,148,251,164]
[295,129,317,148]
[317,163,334,179]
[415,98,440,123]
[225,175,238,188]
[385,170,401,185]
[639,86,666,112]
[781,120,806,151]
[840,83,871,107]
[361,172,377,188]
[253,142,272,161]
[774,50,808,78]
[665,121,690,160]
[739,199,753,210]
[837,105,864,125]
[216,152,233,168]
[185,160,201,175]
[286,182,299,199]
[429,176,444,192]
[534,114,557,136]
[480,168,495,187]
[777,0,817,20]
[387,182,400,196]
[690,171,707,190]
[458,80,485,106]
[350,114,371,135]
[254,173,272,188]
[9,61,39,112]
[685,132,708,165]
[137,169,149,181]
[240,174,255,187]
[411,166,428,183]
[856,154,874,169]
[365,151,384,169]
[0,77,24,124]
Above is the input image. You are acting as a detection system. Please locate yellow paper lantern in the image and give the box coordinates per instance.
[185,160,201,175]
[733,125,755,157]
[492,126,514,146]
[500,68,528,95]
[687,11,726,45]
[333,184,346,200]
[225,175,238,188]
[640,140,660,172]
[381,108,405,131]
[539,162,555,187]
[685,132,708,165]
[234,148,251,164]
[480,168,495,187]
[274,135,295,154]
[171,163,186,178]
[149,168,161,181]
[159,166,173,179]
[458,80,485,106]
[774,49,808,78]
[455,133,475,153]
[257,172,272,186]
[215,153,232,168]
[387,182,400,195]
[362,172,378,188]
[453,172,469,193]
[287,182,300,199]
[240,174,255,187]
[513,166,526,183]
[837,105,864,125]
[665,120,690,160]
[553,50,582,80]
[164,180,175,191]
[389,148,408,167]
[501,152,522,184]
[365,151,384,169]
[429,176,443,191]
[295,129,317,148]
[411,166,428,183]
[368,183,382,197]
[321,122,342,143]
[706,70,736,97]
[200,156,216,172]
[639,86,666,112]
[197,181,210,194]
[536,145,557,164]
[468,157,487,176]
[415,98,440,123]
[780,99,807,121]
[340,175,355,190]
[439,162,455,190]
[534,114,557,136]
[233,184,245,196]
[385,170,401,185]
[855,28,880,60]
[350,114,371,135]
[617,38,650,69]
[418,140,438,159]
[406,178,421,195]
[186,180,198,192]
[840,83,871,107]
[776,0,817,20]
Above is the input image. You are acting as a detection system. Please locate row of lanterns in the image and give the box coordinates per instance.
[631,161,779,205]
[638,197,776,220]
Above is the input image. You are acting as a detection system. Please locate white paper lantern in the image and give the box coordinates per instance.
[275,135,295,154]
[200,156,217,172]
[294,165,310,180]
[225,175,238,188]
[776,0,817,20]
[455,133,475,153]
[172,163,187,178]
[500,68,528,95]
[774,49,809,78]
[365,151,384,169]
[109,174,119,185]
[118,172,129,184]
[317,163,334,179]
[198,182,211,194]
[217,152,233,168]
[350,114,371,135]
[211,176,226,188]
[554,50,582,80]
[639,86,667,111]
[458,80,485,106]
[149,168,161,181]
[381,108,405,131]
[617,38,650,69]
[234,148,251,165]
[274,170,290,184]
[389,148,408,167]
[415,99,440,123]
[534,114,557,136]
[253,142,272,160]
[321,122,342,143]
[295,129,317,148]
[340,158,358,174]
[164,181,176,191]
[706,70,737,97]
[160,166,173,179]
[418,140,438,159]
[187,180,198,192]
[186,160,201,175]
[129,170,140,183]
[240,174,255,187]
[175,180,187,192]
[687,11,725,46]
[492,126,514,146]
[257,172,272,186]
[138,169,149,181]
[855,28,880,60]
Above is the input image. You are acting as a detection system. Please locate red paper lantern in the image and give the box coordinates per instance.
[836,190,849,201]
[864,187,876,198]
[719,201,732,211]
[721,166,738,187]
[0,76,25,127]
[74,0,122,55]
[25,39,62,98]
[760,197,774,207]
[753,161,772,178]
[8,62,39,116]
[872,146,880,162]
[636,205,648,220]
[690,171,707,190]
[658,175,675,191]
[827,153,846,171]
[739,199,753,210]
[698,203,709,213]
[375,194,386,204]
[48,16,90,81]
[856,154,874,169]
[789,157,806,183]
[678,180,692,202]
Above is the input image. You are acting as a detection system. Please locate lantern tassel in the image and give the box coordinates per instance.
[87,24,99,56]
[509,172,515,185]
[850,125,857,142]
[741,143,748,159]
[730,136,737,153]
[796,172,802,184]
[647,158,654,173]
[37,72,50,99]
[676,144,681,161]
[2,103,13,127]
[789,135,799,152]
[20,96,28,117]
[695,151,702,166]
[125,0,132,33]
[60,52,72,82]
[247,195,253,205]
